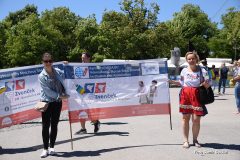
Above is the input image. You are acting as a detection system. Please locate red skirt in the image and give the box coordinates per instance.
[179,87,204,115]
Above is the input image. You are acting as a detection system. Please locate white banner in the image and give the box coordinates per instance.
[0,63,65,128]
[65,60,171,123]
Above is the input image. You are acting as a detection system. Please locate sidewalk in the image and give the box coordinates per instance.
[0,88,239,160]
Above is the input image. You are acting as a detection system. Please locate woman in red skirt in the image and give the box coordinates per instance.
[169,51,210,148]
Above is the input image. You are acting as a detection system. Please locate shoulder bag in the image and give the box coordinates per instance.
[199,67,214,105]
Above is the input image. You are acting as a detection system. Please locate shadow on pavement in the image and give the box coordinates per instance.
[0,131,129,155]
[100,122,128,125]
[87,131,129,136]
[203,143,240,151]
[53,143,182,158]
[214,98,228,100]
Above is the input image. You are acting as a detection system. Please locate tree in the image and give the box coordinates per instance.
[98,0,171,60]
[4,14,52,67]
[41,7,80,61]
[4,5,38,28]
[68,16,99,61]
[208,8,240,59]
[168,4,217,59]
[0,22,7,68]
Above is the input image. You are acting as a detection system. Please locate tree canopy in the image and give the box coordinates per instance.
[0,0,239,68]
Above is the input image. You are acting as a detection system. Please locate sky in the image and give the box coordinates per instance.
[0,0,239,28]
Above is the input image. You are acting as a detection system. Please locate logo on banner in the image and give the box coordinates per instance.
[76,82,106,95]
[1,117,12,126]
[84,83,95,93]
[141,62,159,75]
[75,67,89,78]
[76,84,85,94]
[5,81,15,92]
[79,111,88,119]
[16,79,25,90]
[95,83,106,93]
[0,86,6,94]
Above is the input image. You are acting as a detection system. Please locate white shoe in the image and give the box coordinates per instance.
[40,149,48,158]
[48,148,56,155]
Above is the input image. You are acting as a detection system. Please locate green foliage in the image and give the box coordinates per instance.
[209,8,240,60]
[4,14,52,67]
[41,7,80,61]
[0,1,239,68]
[168,4,217,59]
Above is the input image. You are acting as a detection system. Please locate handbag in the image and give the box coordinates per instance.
[198,86,214,105]
[199,67,214,105]
[35,101,49,112]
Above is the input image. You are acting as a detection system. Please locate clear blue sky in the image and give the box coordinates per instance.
[0,0,239,28]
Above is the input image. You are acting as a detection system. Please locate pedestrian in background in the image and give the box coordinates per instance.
[232,59,240,114]
[75,52,101,134]
[210,65,218,92]
[218,63,229,94]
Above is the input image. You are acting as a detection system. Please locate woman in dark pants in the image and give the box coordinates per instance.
[38,52,69,158]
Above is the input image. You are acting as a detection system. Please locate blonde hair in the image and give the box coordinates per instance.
[185,51,200,63]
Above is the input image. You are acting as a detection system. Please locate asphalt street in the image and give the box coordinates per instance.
[0,88,239,160]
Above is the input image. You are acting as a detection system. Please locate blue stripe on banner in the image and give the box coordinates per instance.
[159,61,168,74]
[89,64,132,79]
[64,65,74,79]
[67,60,168,79]
[0,64,63,80]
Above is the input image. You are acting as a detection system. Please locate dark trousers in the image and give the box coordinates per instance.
[41,101,62,149]
[218,78,227,93]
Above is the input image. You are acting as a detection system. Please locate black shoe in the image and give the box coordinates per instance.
[94,120,100,133]
[75,129,87,135]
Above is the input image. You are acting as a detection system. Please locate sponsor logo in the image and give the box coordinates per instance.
[76,84,85,94]
[2,117,12,126]
[79,111,88,119]
[4,106,10,112]
[84,83,95,93]
[75,82,116,101]
[5,81,14,92]
[15,88,35,96]
[76,82,106,94]
[95,83,106,93]
[75,67,89,78]
[0,86,6,94]
[16,79,25,90]
[141,63,159,75]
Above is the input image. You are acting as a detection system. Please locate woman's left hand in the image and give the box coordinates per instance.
[202,81,210,88]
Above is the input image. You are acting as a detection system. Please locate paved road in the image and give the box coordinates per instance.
[0,88,239,160]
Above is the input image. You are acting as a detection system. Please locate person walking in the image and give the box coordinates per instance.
[75,52,100,134]
[218,63,229,94]
[169,51,210,148]
[210,65,218,92]
[232,59,240,114]
[38,52,69,158]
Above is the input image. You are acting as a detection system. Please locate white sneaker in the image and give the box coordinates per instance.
[40,149,48,158]
[48,148,56,155]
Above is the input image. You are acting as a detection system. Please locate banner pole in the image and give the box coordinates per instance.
[169,104,173,130]
[167,82,173,130]
[68,111,74,150]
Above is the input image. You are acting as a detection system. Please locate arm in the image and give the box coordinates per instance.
[38,75,60,100]
[169,80,181,86]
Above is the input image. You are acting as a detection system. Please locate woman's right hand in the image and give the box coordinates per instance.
[60,94,69,99]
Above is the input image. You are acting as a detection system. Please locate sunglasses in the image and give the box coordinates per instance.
[43,60,53,63]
